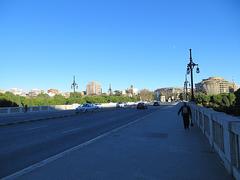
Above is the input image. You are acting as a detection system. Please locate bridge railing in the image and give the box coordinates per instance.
[190,104,240,179]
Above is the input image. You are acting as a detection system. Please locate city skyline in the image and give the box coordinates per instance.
[1,0,240,92]
[1,75,238,95]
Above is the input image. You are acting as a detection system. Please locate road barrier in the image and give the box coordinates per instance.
[0,105,73,116]
[0,103,122,116]
[190,104,240,180]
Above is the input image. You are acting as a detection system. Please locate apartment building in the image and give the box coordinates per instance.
[195,77,238,95]
[86,81,102,95]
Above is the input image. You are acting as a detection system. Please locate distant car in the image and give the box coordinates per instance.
[116,102,125,108]
[75,103,99,113]
[137,102,148,109]
[153,102,160,106]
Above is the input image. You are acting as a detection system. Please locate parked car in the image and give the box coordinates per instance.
[137,102,148,109]
[153,101,160,106]
[116,102,125,108]
[75,103,99,113]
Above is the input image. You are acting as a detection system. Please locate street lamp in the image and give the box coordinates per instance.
[71,76,78,93]
[187,49,200,101]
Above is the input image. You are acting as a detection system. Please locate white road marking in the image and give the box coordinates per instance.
[61,127,83,134]
[2,111,156,180]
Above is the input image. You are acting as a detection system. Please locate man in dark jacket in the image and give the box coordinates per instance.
[178,102,192,129]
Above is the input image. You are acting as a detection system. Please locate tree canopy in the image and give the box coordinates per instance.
[0,92,140,107]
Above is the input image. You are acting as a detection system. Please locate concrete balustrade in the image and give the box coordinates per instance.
[190,104,240,180]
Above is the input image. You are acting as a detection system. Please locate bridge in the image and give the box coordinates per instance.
[0,103,239,179]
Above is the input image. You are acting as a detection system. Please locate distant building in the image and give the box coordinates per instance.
[47,89,60,97]
[9,88,24,96]
[195,77,238,95]
[61,92,70,98]
[121,90,126,95]
[0,89,5,94]
[154,87,183,101]
[126,85,138,97]
[28,89,44,97]
[86,81,102,95]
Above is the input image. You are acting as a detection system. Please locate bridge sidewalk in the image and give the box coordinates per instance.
[13,105,233,180]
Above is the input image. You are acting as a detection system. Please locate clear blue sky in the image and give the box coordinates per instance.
[0,0,240,92]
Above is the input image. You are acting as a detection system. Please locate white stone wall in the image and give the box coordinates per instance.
[190,103,240,180]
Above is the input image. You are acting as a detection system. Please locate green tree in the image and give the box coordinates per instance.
[234,88,240,105]
[210,94,222,107]
[221,95,230,107]
[178,93,184,101]
[114,90,122,96]
[70,92,82,98]
[195,93,210,106]
[227,93,236,106]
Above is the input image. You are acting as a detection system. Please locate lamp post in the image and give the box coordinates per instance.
[187,49,200,102]
[71,76,78,93]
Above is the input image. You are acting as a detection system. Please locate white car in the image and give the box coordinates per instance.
[116,102,125,108]
[75,103,99,113]
[94,103,102,108]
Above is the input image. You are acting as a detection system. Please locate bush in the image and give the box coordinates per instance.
[235,88,240,105]
[222,95,230,107]
[195,92,239,116]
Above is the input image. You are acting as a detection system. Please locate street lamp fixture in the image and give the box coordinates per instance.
[196,67,200,74]
[186,49,200,102]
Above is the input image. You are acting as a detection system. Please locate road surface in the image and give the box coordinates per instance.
[0,106,157,178]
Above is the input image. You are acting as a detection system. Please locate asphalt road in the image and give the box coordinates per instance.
[0,106,159,178]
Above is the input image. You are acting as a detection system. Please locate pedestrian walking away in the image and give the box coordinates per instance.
[178,102,192,130]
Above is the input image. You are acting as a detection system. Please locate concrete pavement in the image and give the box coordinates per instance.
[6,104,233,180]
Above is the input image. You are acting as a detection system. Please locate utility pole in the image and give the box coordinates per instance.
[187,49,200,102]
[71,76,78,93]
